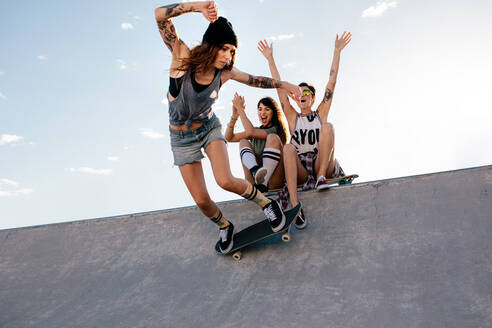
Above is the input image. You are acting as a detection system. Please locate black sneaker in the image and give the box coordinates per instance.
[255,183,268,193]
[294,207,307,230]
[218,222,234,253]
[263,198,286,232]
[250,165,260,179]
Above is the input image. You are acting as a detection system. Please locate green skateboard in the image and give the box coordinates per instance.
[215,203,302,261]
[320,174,359,188]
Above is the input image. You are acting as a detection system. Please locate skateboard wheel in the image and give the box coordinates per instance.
[339,178,347,185]
[282,232,291,242]
[232,251,242,261]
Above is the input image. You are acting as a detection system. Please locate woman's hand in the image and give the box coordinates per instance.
[257,39,273,60]
[232,92,246,114]
[283,82,302,101]
[334,31,352,52]
[201,1,218,23]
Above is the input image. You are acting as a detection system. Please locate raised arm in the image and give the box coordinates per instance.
[257,40,298,127]
[225,93,268,142]
[317,31,352,122]
[155,2,218,75]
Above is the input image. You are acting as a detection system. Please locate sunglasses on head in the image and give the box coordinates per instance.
[302,89,312,96]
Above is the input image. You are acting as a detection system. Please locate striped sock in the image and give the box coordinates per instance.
[240,147,258,170]
[241,183,271,208]
[209,209,229,228]
[261,148,281,186]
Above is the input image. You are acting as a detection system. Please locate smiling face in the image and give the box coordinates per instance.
[296,86,315,109]
[214,44,236,69]
[257,103,274,127]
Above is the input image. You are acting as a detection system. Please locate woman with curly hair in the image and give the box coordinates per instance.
[225,93,289,193]
[155,1,301,253]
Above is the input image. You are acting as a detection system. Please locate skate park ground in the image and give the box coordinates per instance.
[1,165,491,328]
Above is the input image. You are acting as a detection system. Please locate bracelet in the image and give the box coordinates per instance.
[230,117,238,121]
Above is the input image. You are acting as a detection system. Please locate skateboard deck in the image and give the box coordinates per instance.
[322,174,359,186]
[265,174,359,195]
[215,203,302,261]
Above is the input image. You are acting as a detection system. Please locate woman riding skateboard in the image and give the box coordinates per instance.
[224,93,289,193]
[257,32,352,229]
[155,1,302,253]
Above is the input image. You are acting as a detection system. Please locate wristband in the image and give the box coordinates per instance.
[230,117,238,121]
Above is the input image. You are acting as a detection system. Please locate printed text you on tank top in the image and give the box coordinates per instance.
[290,113,321,155]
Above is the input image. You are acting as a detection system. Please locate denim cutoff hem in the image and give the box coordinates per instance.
[169,114,226,166]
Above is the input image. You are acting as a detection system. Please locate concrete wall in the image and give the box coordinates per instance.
[1,166,491,328]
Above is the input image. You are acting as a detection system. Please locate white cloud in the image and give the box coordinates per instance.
[0,92,6,99]
[162,98,169,105]
[117,59,127,70]
[361,1,398,18]
[67,167,113,175]
[133,16,141,21]
[0,71,4,75]
[0,134,23,145]
[107,156,120,161]
[0,189,33,197]
[282,62,297,69]
[37,55,48,61]
[0,179,33,197]
[267,33,297,42]
[121,23,134,30]
[0,179,19,188]
[140,128,165,140]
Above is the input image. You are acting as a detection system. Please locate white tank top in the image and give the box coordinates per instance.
[290,112,322,155]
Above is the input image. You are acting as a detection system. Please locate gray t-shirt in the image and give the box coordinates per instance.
[168,69,222,128]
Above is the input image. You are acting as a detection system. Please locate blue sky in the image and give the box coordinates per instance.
[1,0,491,230]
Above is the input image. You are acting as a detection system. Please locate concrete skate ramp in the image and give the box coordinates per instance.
[1,166,491,328]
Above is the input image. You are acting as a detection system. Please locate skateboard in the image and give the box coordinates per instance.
[264,174,359,195]
[322,174,359,187]
[215,203,302,261]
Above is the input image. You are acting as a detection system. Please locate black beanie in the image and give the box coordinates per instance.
[202,17,238,47]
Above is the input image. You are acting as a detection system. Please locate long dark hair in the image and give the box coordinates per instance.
[177,43,235,73]
[257,97,289,144]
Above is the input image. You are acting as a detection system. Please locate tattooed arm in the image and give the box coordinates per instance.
[225,67,301,100]
[155,2,218,76]
[317,32,352,122]
[257,40,298,129]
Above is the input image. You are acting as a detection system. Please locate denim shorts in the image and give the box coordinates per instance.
[169,114,226,166]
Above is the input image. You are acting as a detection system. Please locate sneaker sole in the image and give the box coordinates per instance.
[272,214,286,233]
[255,167,267,185]
[295,219,308,230]
[219,240,234,253]
[316,183,331,191]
